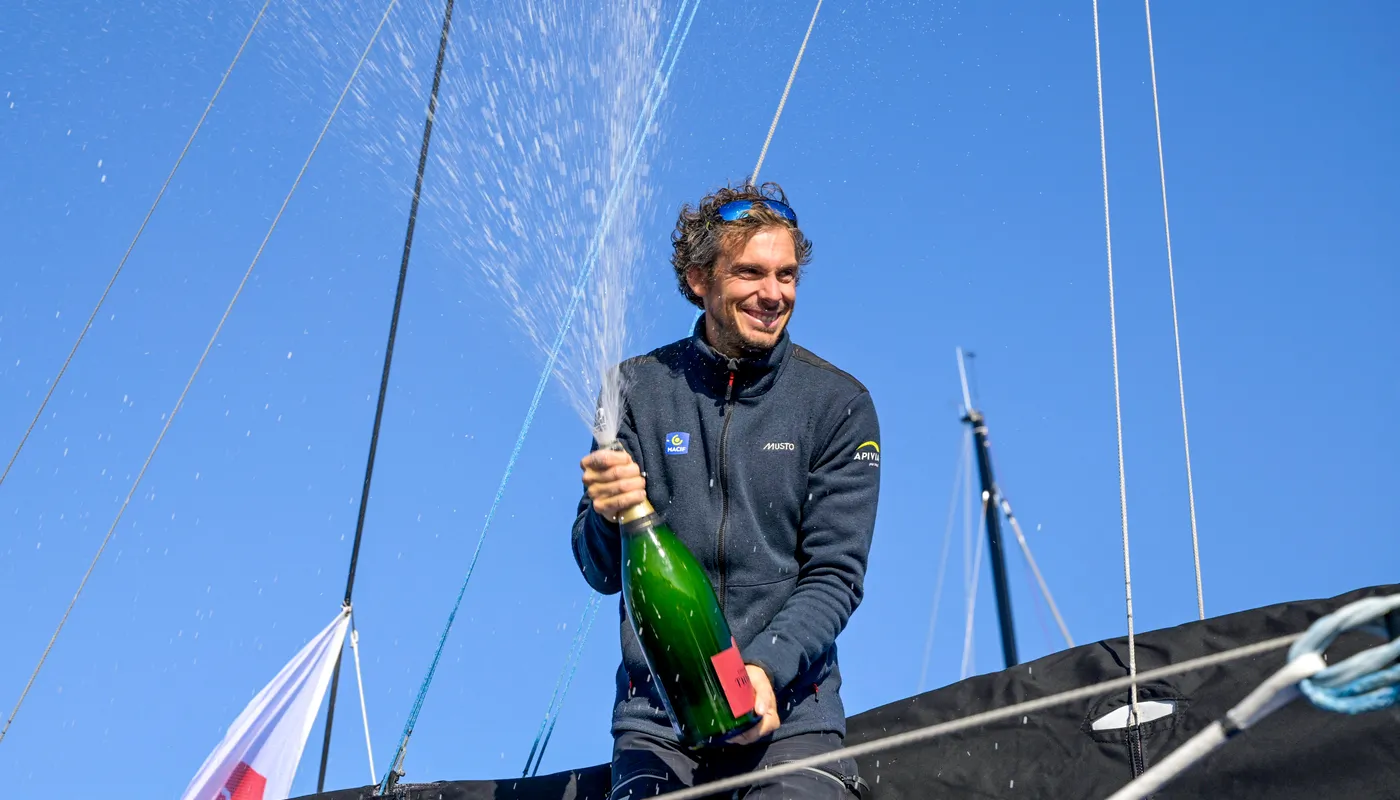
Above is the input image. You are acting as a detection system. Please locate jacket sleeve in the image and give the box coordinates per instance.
[742,389,881,692]
[570,402,642,596]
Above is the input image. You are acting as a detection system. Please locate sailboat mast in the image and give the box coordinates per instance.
[957,348,1019,668]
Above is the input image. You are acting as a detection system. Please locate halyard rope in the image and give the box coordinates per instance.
[316,0,457,789]
[0,0,399,746]
[751,0,823,184]
[0,0,273,492]
[1090,0,1143,736]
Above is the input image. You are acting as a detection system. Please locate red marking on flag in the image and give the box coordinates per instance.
[710,638,755,718]
[221,761,267,800]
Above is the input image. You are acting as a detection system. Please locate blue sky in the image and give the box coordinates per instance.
[1,0,1396,795]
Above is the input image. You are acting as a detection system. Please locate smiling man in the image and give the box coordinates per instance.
[573,182,881,799]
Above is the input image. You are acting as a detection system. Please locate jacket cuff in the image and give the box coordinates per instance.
[742,633,800,692]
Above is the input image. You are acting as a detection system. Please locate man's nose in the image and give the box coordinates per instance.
[756,274,782,304]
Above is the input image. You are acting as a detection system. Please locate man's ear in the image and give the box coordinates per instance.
[685,266,710,300]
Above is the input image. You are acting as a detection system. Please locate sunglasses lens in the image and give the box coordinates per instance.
[715,199,797,224]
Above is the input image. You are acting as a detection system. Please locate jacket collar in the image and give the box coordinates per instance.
[688,313,792,400]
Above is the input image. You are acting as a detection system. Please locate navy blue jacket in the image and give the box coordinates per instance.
[572,317,881,742]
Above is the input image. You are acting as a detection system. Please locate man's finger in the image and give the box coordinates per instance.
[588,463,640,484]
[731,711,778,746]
[589,476,645,500]
[581,449,630,471]
[595,489,648,519]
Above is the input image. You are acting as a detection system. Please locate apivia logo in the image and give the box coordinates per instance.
[664,432,690,455]
[762,442,796,451]
[853,440,880,466]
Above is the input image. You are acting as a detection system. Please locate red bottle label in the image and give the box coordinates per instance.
[710,638,756,718]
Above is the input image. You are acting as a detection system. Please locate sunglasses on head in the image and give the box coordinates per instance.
[714,198,798,225]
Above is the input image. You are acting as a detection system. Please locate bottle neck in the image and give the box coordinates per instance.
[616,498,656,527]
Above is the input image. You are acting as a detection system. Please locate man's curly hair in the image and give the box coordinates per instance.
[670,181,813,309]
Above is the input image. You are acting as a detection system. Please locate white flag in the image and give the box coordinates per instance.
[180,609,351,800]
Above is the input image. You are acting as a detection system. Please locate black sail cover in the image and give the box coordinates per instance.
[299,584,1399,800]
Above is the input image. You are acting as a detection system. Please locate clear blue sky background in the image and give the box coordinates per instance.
[2,0,1396,795]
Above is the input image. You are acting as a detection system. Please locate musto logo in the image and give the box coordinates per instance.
[665,432,690,455]
[853,440,880,466]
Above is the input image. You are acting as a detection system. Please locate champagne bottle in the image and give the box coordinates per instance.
[617,498,760,747]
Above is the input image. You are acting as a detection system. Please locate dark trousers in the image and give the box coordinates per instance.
[609,730,867,800]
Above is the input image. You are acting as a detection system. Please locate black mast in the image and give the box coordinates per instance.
[958,348,1019,669]
[314,0,459,790]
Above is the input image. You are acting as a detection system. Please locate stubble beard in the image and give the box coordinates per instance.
[712,305,789,359]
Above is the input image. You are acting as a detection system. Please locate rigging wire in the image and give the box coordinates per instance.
[1019,551,1058,655]
[751,0,823,184]
[999,494,1074,648]
[651,632,1307,800]
[522,591,603,778]
[0,0,400,747]
[1144,0,1205,621]
[378,3,704,788]
[959,494,989,680]
[314,0,457,790]
[918,430,970,693]
[1090,0,1143,735]
[0,0,273,491]
[349,623,377,787]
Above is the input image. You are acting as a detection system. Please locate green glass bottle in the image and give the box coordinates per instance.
[617,498,760,747]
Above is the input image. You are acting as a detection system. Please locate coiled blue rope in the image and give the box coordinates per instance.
[1288,594,1400,715]
[379,2,704,790]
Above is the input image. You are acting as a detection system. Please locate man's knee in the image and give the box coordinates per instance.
[741,764,867,800]
[740,732,867,800]
[610,731,693,800]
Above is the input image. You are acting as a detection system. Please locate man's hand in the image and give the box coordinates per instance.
[732,665,780,745]
[581,449,647,521]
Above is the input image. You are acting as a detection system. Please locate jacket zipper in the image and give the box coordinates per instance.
[715,359,738,611]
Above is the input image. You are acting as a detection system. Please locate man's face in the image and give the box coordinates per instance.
[687,227,799,357]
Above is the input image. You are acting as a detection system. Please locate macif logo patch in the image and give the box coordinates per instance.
[665,432,690,455]
[853,440,880,467]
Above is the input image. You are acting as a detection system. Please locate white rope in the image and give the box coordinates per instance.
[1090,0,1141,732]
[960,495,989,680]
[751,0,823,184]
[0,0,274,491]
[349,624,376,787]
[999,495,1074,648]
[651,633,1303,800]
[1143,0,1205,621]
[918,430,971,693]
[0,0,399,746]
